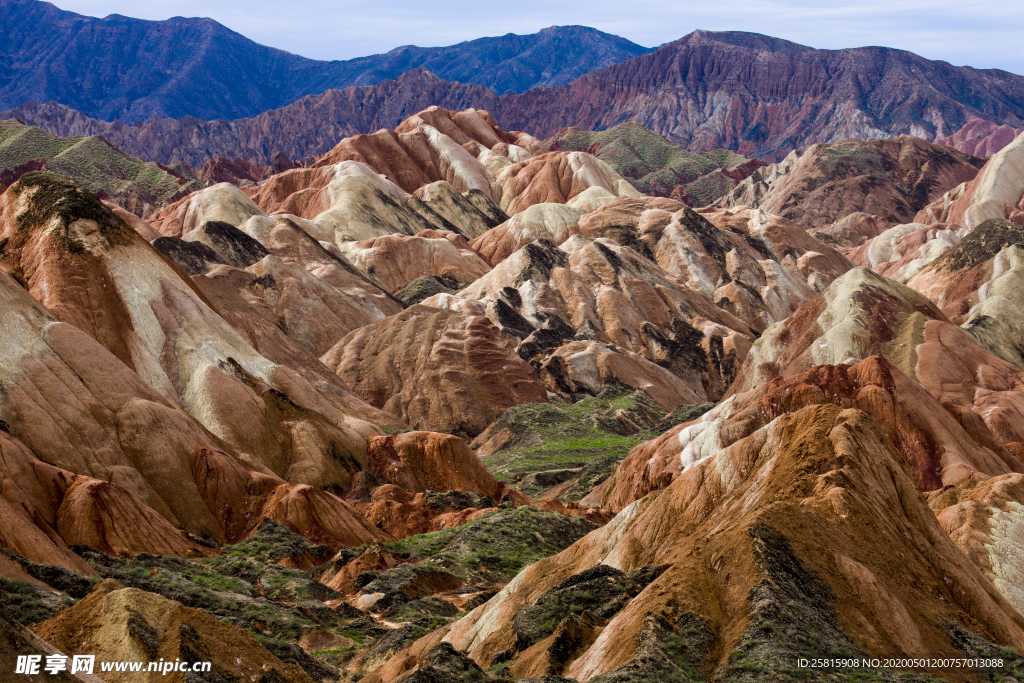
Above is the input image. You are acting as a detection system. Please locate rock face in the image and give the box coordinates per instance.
[34,580,317,683]
[496,30,1024,160]
[373,405,1024,682]
[0,173,406,554]
[930,475,1024,615]
[338,231,491,293]
[847,221,967,283]
[311,108,538,199]
[0,3,648,122]
[428,197,851,405]
[937,119,1023,157]
[592,354,1024,512]
[590,266,1024,513]
[230,107,560,248]
[717,136,985,229]
[548,122,765,206]
[933,130,1024,230]
[367,432,514,503]
[496,151,638,215]
[470,203,582,266]
[322,305,549,438]
[906,219,1024,371]
[428,234,756,404]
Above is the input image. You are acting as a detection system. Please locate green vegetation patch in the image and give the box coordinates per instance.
[550,122,755,206]
[378,506,599,584]
[0,119,201,212]
[512,564,666,651]
[478,386,712,493]
[223,518,331,565]
[0,577,77,626]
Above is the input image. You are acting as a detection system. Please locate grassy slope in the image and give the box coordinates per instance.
[0,119,199,211]
[479,389,713,498]
[549,122,755,206]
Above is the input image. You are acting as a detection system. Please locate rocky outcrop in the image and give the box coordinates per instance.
[936,119,1023,157]
[338,231,491,293]
[196,156,271,186]
[906,219,1024,371]
[372,405,1024,682]
[150,183,265,239]
[847,221,967,283]
[496,151,638,215]
[321,305,549,438]
[931,475,1024,615]
[575,199,853,332]
[470,203,582,266]
[34,580,317,683]
[0,173,410,551]
[427,234,757,403]
[716,137,984,229]
[590,354,1024,512]
[367,432,515,503]
[807,211,890,248]
[936,130,1024,230]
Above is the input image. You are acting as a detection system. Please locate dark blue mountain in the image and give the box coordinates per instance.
[0,0,650,122]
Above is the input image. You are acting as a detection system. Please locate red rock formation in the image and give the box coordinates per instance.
[906,219,1024,371]
[0,173,406,553]
[470,203,582,266]
[372,405,1024,682]
[429,234,756,403]
[261,483,391,549]
[591,355,1024,512]
[55,479,205,558]
[930,475,1024,614]
[927,132,1024,230]
[196,156,270,186]
[338,231,491,293]
[315,107,521,196]
[717,137,984,229]
[494,31,1024,160]
[937,119,1022,157]
[321,305,549,438]
[495,151,637,215]
[352,486,493,540]
[367,432,518,502]
[847,221,966,283]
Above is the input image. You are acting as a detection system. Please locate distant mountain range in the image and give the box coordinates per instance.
[498,30,1024,160]
[3,2,1024,166]
[0,0,650,122]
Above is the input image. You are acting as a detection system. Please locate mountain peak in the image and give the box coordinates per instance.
[678,29,812,53]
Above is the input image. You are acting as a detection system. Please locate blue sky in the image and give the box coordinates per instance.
[51,0,1024,76]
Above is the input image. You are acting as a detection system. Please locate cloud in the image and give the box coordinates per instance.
[52,0,1024,75]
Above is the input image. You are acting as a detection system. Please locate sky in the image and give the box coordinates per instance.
[50,0,1024,76]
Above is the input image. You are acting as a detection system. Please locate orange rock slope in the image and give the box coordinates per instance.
[370,406,1024,682]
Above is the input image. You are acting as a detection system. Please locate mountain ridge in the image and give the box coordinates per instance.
[7,28,1024,167]
[0,0,649,122]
